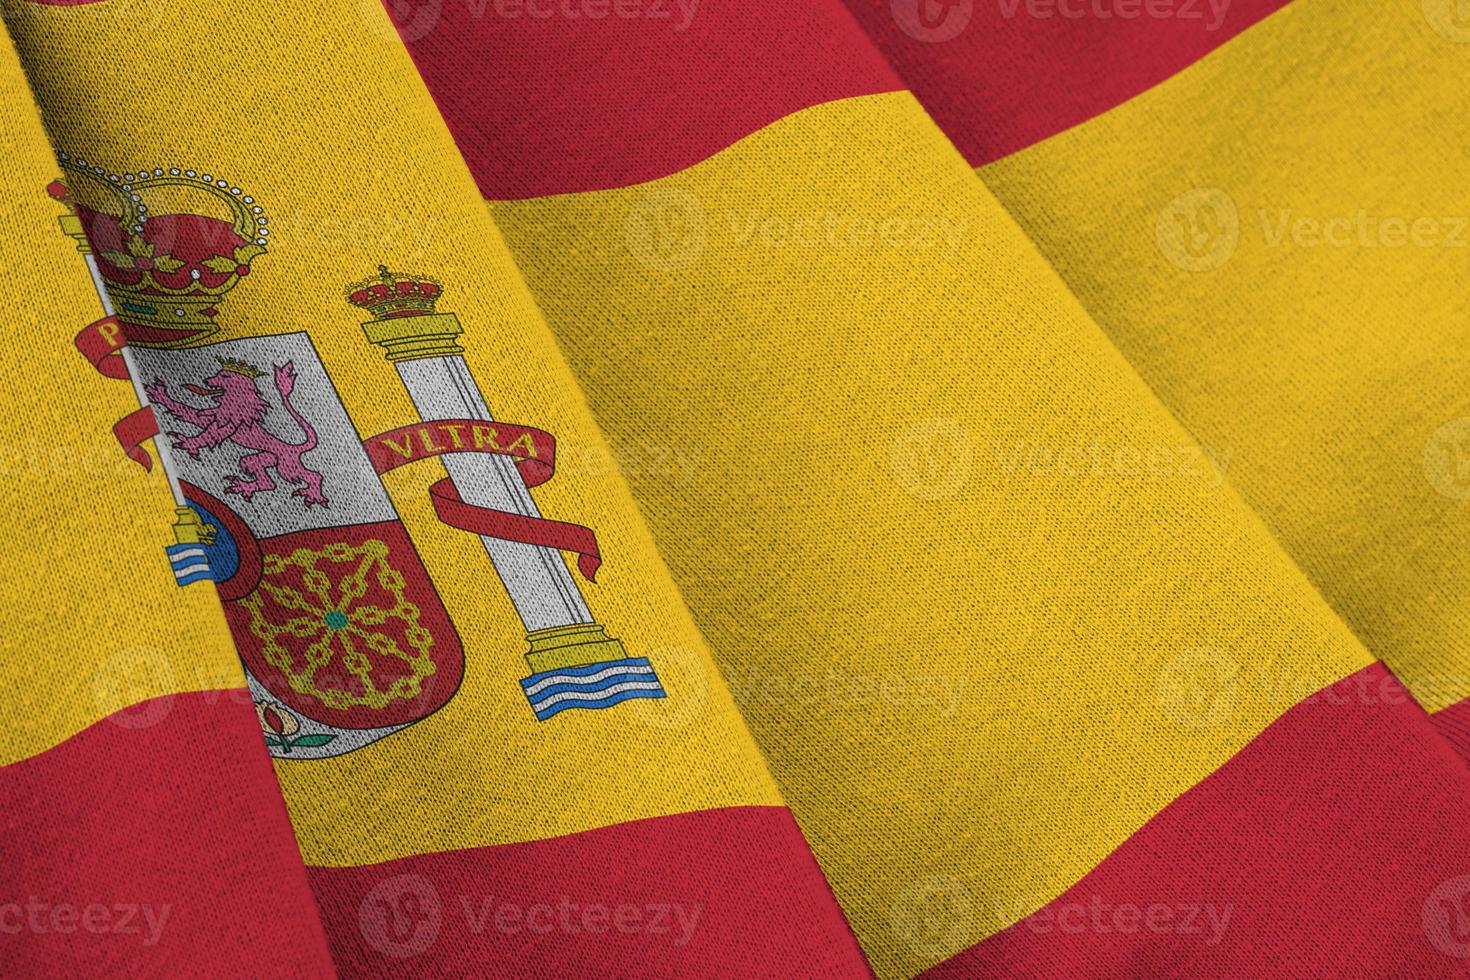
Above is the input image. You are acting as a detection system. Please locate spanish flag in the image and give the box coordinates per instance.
[1,0,1469,976]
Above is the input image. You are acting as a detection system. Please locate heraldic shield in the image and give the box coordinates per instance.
[131,333,464,758]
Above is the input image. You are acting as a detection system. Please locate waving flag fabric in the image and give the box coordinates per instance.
[2,0,1470,977]
[846,0,1470,749]
[960,0,1470,750]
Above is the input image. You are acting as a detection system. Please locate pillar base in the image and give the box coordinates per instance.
[524,623,630,673]
[520,624,665,721]
[172,506,217,546]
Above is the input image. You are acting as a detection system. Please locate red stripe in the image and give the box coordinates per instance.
[843,0,1292,166]
[922,664,1470,976]
[388,0,903,198]
[1429,695,1470,766]
[0,691,336,977]
[308,806,872,977]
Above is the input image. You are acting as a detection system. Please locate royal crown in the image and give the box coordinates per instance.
[50,151,269,346]
[346,265,443,319]
[217,357,264,378]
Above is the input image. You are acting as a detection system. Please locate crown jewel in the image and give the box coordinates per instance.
[51,151,269,346]
[345,265,443,319]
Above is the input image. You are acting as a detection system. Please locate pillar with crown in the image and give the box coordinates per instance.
[49,153,275,583]
[348,266,665,720]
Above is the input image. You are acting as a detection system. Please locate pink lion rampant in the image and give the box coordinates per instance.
[145,359,329,508]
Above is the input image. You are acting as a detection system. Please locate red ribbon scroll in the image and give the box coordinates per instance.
[363,419,555,485]
[73,316,158,468]
[74,315,131,380]
[363,418,602,582]
[114,406,159,472]
[429,479,602,582]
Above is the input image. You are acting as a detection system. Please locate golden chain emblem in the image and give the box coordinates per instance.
[243,539,436,710]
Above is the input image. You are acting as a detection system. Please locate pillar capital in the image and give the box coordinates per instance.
[56,213,92,254]
[361,311,465,362]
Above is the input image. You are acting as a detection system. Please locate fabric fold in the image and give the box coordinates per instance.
[388,3,1470,974]
[0,20,338,976]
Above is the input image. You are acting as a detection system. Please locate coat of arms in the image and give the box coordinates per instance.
[49,152,664,758]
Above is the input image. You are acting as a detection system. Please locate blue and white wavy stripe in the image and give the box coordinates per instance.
[521,657,665,721]
[166,544,214,587]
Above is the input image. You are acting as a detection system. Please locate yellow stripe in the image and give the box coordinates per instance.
[491,91,1372,975]
[0,25,248,765]
[979,0,1470,713]
[8,0,781,864]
